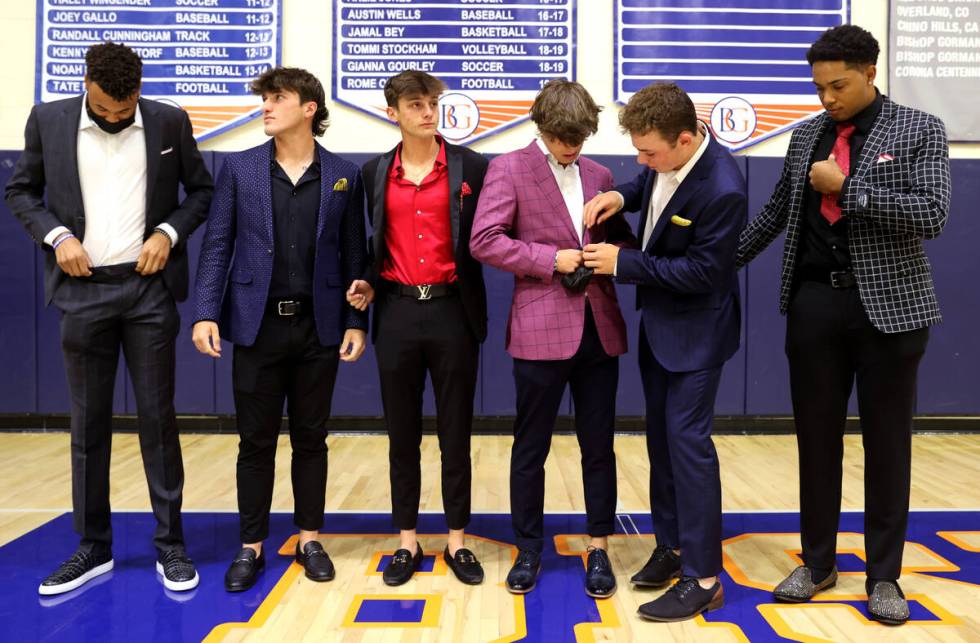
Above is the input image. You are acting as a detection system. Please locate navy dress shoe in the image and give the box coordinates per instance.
[383,543,423,586]
[630,545,681,587]
[224,547,265,592]
[506,549,541,594]
[585,547,616,598]
[444,546,484,585]
[638,577,724,622]
[296,541,335,582]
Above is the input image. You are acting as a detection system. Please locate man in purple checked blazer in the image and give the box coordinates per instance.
[191,68,368,592]
[470,80,634,599]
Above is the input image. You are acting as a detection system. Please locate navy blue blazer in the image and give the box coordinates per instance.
[615,136,747,372]
[193,140,367,347]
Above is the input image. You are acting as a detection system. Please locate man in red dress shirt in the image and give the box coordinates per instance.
[347,71,488,586]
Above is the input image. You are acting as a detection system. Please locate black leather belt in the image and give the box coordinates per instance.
[82,262,139,283]
[385,281,457,301]
[267,299,309,316]
[801,269,857,289]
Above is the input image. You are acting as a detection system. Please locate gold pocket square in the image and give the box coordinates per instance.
[332,178,348,191]
[670,214,692,227]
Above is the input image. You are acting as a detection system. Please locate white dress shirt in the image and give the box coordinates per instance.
[536,138,585,244]
[44,98,177,265]
[641,124,711,249]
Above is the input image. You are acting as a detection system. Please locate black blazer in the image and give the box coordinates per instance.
[5,95,214,304]
[362,141,488,343]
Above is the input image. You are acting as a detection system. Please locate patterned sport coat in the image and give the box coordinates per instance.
[470,141,633,361]
[736,96,950,334]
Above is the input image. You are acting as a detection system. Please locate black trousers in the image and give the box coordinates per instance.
[54,267,183,554]
[375,291,478,531]
[786,281,929,580]
[511,306,619,554]
[233,311,339,544]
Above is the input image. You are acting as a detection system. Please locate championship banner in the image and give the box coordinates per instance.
[37,0,282,141]
[334,0,576,144]
[889,0,980,141]
[615,0,849,150]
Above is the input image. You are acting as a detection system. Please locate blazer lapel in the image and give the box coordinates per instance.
[372,147,396,261]
[634,170,656,247]
[141,99,161,227]
[580,161,599,245]
[62,97,86,235]
[853,97,896,178]
[447,143,462,252]
[522,141,579,244]
[645,139,718,251]
[315,143,331,240]
[260,140,275,243]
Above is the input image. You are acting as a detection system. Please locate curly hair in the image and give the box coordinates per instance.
[530,79,601,147]
[618,82,697,143]
[806,24,879,68]
[250,67,329,136]
[85,42,142,101]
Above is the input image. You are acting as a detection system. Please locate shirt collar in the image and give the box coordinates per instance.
[668,122,710,185]
[847,89,883,135]
[78,94,144,132]
[535,137,578,170]
[392,136,447,177]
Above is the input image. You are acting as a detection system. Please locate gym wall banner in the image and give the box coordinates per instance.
[37,0,282,141]
[615,0,850,151]
[889,0,980,142]
[333,0,576,144]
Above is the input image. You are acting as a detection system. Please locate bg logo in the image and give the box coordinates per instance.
[710,97,757,145]
[438,93,480,141]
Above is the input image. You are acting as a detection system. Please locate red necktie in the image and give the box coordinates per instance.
[819,123,856,225]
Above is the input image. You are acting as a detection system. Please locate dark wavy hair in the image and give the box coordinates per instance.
[85,42,142,101]
[250,67,329,136]
[806,25,880,68]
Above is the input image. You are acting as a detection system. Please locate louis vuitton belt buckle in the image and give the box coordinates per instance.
[416,284,432,301]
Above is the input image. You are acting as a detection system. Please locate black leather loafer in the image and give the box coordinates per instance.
[444,546,484,585]
[383,543,423,586]
[296,541,335,582]
[224,547,264,593]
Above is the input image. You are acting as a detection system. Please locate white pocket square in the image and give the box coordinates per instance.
[877,153,894,164]
[161,147,173,155]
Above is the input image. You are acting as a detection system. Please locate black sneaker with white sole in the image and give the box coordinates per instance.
[156,547,200,591]
[39,548,114,596]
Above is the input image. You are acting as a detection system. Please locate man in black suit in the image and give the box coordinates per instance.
[5,42,212,595]
[347,71,488,586]
[737,25,950,624]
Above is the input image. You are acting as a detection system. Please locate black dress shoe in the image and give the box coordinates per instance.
[157,546,199,591]
[296,541,335,582]
[506,549,541,594]
[444,547,484,585]
[224,547,265,592]
[638,577,724,622]
[39,547,114,596]
[585,547,616,598]
[631,545,681,587]
[383,543,423,586]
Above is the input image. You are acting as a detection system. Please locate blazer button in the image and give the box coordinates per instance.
[267,248,273,255]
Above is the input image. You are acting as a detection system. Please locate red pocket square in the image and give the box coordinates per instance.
[461,181,472,196]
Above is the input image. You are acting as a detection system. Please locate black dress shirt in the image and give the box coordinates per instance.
[268,158,320,300]
[797,91,883,276]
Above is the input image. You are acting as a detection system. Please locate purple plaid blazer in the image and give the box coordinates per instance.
[470,141,630,361]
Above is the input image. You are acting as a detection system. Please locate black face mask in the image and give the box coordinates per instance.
[86,102,136,134]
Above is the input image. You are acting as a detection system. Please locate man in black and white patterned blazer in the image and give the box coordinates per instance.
[736,25,950,625]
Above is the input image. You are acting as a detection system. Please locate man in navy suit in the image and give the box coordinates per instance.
[192,67,368,592]
[6,42,212,596]
[583,82,746,622]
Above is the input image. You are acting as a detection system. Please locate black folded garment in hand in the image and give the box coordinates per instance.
[561,265,594,292]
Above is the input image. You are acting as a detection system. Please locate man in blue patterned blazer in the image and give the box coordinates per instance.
[737,25,950,625]
[191,68,368,592]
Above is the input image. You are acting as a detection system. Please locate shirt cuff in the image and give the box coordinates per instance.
[44,226,71,247]
[613,255,618,278]
[155,223,179,247]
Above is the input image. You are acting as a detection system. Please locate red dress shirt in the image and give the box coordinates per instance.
[380,138,457,285]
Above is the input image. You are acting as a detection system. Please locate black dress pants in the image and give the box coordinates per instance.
[54,267,184,554]
[233,310,339,544]
[375,290,478,531]
[511,305,619,554]
[786,280,929,580]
